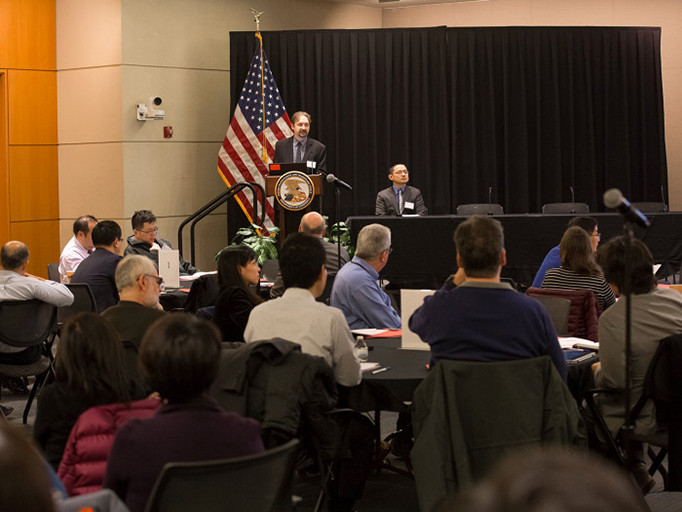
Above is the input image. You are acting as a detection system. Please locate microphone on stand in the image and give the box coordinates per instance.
[661,185,669,212]
[569,186,576,214]
[487,186,493,215]
[326,173,353,192]
[603,188,651,229]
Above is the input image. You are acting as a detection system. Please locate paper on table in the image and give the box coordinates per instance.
[352,328,387,337]
[179,270,218,282]
[361,362,381,372]
[558,337,598,350]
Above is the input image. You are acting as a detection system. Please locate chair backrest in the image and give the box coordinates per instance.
[47,262,60,282]
[542,202,590,214]
[0,300,58,347]
[456,203,504,216]
[411,356,583,512]
[317,272,336,304]
[58,283,97,323]
[144,439,300,512]
[183,274,220,314]
[631,202,667,213]
[525,287,600,341]
[529,295,571,336]
[260,258,280,282]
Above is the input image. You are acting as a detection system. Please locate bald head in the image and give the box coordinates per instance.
[299,212,325,238]
[0,241,29,272]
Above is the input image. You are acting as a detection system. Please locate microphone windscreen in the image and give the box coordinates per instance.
[603,188,623,209]
[326,174,335,183]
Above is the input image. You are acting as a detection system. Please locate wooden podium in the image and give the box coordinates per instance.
[265,172,324,240]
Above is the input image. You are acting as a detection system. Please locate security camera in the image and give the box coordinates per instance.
[150,96,163,107]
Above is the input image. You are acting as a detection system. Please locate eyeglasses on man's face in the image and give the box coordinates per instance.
[144,274,165,290]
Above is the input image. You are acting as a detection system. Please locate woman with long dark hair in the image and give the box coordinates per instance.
[541,226,616,311]
[34,313,144,470]
[213,245,263,341]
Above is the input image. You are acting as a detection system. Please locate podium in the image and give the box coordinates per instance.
[265,170,324,240]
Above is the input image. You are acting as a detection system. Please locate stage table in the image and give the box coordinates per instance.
[347,213,682,289]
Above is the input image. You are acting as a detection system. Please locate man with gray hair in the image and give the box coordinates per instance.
[331,223,401,329]
[101,255,165,350]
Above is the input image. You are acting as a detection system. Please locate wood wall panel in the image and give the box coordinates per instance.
[9,145,58,221]
[10,220,59,278]
[0,0,56,70]
[8,69,57,144]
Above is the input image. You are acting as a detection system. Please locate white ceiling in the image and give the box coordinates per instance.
[327,0,488,9]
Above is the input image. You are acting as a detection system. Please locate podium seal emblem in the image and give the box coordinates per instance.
[274,171,315,211]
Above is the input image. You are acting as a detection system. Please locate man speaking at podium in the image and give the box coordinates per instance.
[273,111,327,173]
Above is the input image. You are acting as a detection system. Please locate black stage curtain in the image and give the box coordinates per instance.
[229,26,665,220]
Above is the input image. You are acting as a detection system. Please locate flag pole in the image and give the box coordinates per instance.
[250,8,268,163]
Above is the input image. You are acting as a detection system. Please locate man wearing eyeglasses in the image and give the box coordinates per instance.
[331,223,401,329]
[375,164,428,216]
[124,210,198,276]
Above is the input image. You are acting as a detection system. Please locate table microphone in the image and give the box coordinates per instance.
[661,185,669,213]
[569,186,576,213]
[487,186,493,215]
[603,188,651,229]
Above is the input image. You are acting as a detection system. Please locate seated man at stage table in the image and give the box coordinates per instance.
[375,164,427,216]
[245,233,360,387]
[270,211,349,298]
[58,215,98,282]
[70,220,124,312]
[409,215,566,379]
[532,216,599,288]
[124,209,197,276]
[592,236,682,492]
[273,111,326,173]
[331,223,401,330]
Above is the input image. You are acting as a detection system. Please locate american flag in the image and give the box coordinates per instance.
[217,33,292,231]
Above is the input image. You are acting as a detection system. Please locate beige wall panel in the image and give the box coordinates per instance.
[8,70,57,145]
[58,143,124,219]
[663,67,682,211]
[9,145,59,221]
[122,141,225,218]
[383,4,454,27]
[10,220,60,278]
[530,0,613,26]
[56,0,122,70]
[614,0,682,69]
[0,0,55,70]
[120,0,380,70]
[383,0,533,28]
[58,66,123,144]
[121,66,228,142]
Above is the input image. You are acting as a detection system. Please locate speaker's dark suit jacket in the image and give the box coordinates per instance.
[375,185,428,216]
[273,136,327,173]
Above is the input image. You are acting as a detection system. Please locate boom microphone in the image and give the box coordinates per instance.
[326,173,353,192]
[603,188,651,229]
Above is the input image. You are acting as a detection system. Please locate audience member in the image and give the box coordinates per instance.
[331,223,401,329]
[58,215,98,281]
[0,423,56,512]
[532,216,600,287]
[409,216,566,379]
[213,245,263,341]
[441,447,646,512]
[101,255,165,350]
[104,314,264,512]
[70,220,124,312]
[375,164,428,216]
[124,209,198,275]
[593,236,682,492]
[541,226,616,311]
[0,241,73,366]
[270,211,350,298]
[245,233,361,387]
[34,313,144,471]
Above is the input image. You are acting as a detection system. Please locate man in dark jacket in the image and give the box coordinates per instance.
[124,209,197,276]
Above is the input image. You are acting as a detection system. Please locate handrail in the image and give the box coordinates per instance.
[177,182,266,266]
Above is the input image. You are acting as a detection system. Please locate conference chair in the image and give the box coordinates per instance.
[456,204,504,216]
[47,262,60,282]
[583,333,682,491]
[261,258,280,282]
[58,283,97,324]
[525,287,601,342]
[144,439,300,512]
[631,202,668,213]
[411,356,584,512]
[542,202,590,214]
[528,295,571,336]
[317,272,336,305]
[0,300,57,423]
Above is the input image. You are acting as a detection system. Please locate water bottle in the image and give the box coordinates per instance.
[354,336,368,362]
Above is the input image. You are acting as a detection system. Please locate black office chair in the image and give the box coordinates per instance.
[529,295,571,336]
[0,300,57,423]
[261,258,280,282]
[144,439,300,512]
[583,333,682,490]
[317,272,336,305]
[542,202,590,214]
[47,262,60,282]
[631,202,668,213]
[58,283,97,323]
[456,204,504,216]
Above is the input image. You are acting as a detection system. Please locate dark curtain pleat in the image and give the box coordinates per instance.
[229,26,666,219]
